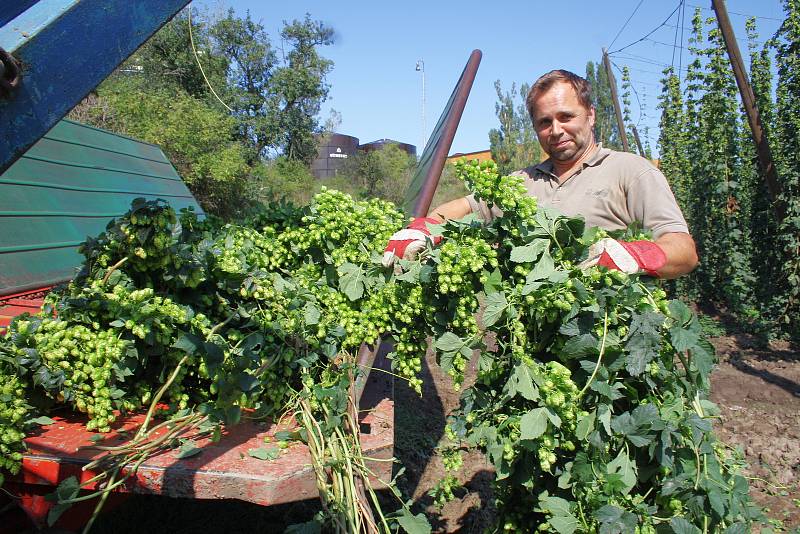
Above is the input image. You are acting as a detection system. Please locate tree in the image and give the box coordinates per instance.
[69,7,337,217]
[488,81,541,176]
[770,0,800,337]
[341,144,416,204]
[77,77,250,216]
[585,60,623,150]
[657,67,693,299]
[111,8,335,163]
[127,10,229,99]
[209,11,335,162]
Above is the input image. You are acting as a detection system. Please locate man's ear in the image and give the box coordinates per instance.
[588,105,596,129]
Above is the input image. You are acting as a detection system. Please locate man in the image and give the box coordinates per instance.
[384,70,698,279]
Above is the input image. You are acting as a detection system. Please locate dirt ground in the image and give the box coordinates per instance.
[709,335,800,531]
[394,330,800,533]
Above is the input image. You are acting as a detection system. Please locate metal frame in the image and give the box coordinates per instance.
[0,0,191,174]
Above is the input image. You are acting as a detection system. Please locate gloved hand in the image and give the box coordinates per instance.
[578,238,666,277]
[382,217,442,268]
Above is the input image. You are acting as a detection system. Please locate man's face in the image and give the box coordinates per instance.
[531,82,596,164]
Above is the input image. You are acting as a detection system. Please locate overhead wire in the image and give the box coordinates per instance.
[608,1,683,55]
[686,2,782,22]
[671,0,682,66]
[664,23,694,32]
[678,0,686,81]
[614,52,688,70]
[608,0,646,50]
[648,37,687,50]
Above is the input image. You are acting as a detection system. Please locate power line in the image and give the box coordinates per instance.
[686,2,783,22]
[609,1,684,55]
[630,78,664,88]
[609,0,646,50]
[671,0,683,67]
[664,23,694,32]
[678,0,686,80]
[613,51,690,71]
[646,36,688,50]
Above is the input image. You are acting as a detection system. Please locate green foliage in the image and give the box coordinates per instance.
[688,13,758,320]
[657,7,800,339]
[69,7,336,218]
[340,144,417,204]
[393,159,762,532]
[431,162,471,208]
[249,156,320,206]
[123,8,335,163]
[488,81,541,176]
[620,66,638,153]
[0,362,29,485]
[90,80,250,216]
[770,0,800,338]
[0,158,765,530]
[745,18,783,311]
[131,10,229,98]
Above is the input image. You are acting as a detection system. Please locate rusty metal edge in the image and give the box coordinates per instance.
[412,49,482,219]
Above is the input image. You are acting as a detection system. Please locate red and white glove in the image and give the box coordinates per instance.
[382,217,442,268]
[578,238,666,277]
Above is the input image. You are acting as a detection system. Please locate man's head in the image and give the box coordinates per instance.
[526,70,596,166]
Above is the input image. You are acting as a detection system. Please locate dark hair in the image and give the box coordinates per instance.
[526,70,593,120]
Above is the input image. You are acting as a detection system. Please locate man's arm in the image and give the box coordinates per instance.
[427,197,472,222]
[381,197,472,267]
[654,232,698,279]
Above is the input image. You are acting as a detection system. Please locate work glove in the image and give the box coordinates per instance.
[382,217,442,268]
[578,238,666,277]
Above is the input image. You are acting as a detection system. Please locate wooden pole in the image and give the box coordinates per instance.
[711,0,785,222]
[631,125,645,157]
[602,48,630,152]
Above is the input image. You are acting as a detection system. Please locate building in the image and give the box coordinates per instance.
[311,133,360,179]
[311,135,418,179]
[447,146,554,166]
[446,149,493,165]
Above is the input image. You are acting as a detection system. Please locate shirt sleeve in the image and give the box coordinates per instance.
[626,166,690,239]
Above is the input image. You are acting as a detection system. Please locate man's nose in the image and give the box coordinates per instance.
[550,119,564,136]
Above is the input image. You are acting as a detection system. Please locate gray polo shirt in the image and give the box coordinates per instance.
[466,145,689,239]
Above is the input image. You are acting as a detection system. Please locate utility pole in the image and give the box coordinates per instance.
[631,125,645,157]
[602,48,630,152]
[711,0,784,222]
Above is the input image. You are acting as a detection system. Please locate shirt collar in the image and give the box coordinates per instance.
[534,143,611,178]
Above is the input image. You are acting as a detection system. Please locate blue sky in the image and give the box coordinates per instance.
[198,1,784,156]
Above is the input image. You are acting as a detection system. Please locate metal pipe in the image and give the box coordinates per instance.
[410,49,482,217]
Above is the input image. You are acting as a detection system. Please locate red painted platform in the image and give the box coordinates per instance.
[0,286,395,530]
[4,366,393,529]
[0,288,46,329]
